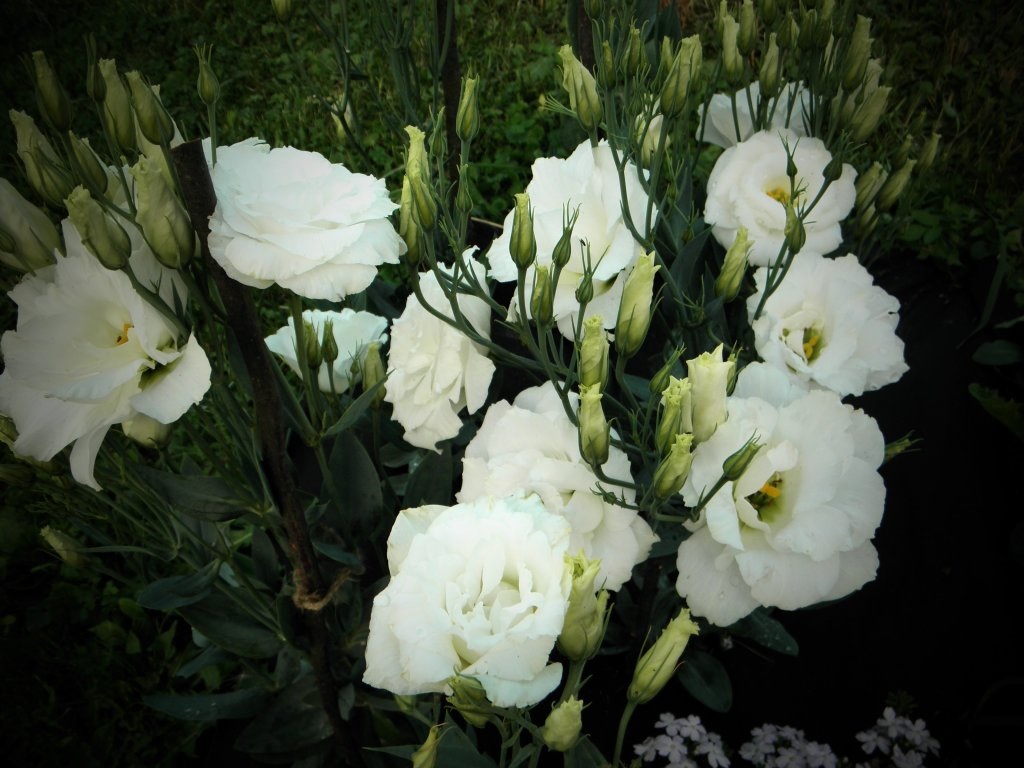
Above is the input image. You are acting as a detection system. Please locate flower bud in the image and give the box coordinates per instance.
[541,697,584,752]
[721,16,743,84]
[456,164,474,215]
[917,132,941,174]
[530,264,554,328]
[194,45,220,107]
[121,413,172,448]
[850,85,891,142]
[579,384,609,467]
[623,26,644,77]
[31,51,71,132]
[448,675,491,728]
[656,376,692,455]
[578,315,609,390]
[67,132,109,197]
[320,319,339,364]
[85,37,106,103]
[271,0,295,23]
[652,433,694,499]
[759,33,781,98]
[363,341,387,408]
[456,76,480,143]
[798,9,818,50]
[759,0,778,25]
[558,553,609,662]
[0,178,61,272]
[404,126,436,231]
[66,185,132,270]
[551,209,577,270]
[687,343,733,442]
[412,724,444,768]
[715,227,751,301]
[509,192,536,270]
[575,273,594,305]
[637,112,668,168]
[628,609,700,704]
[876,158,916,211]
[722,433,762,481]
[779,11,799,49]
[661,35,702,120]
[40,526,89,567]
[783,201,806,253]
[583,0,604,17]
[131,155,195,269]
[398,177,422,266]
[10,109,73,209]
[738,0,757,56]
[842,15,872,92]
[616,251,658,358]
[126,71,175,146]
[649,348,684,396]
[559,44,602,135]
[659,36,675,78]
[855,161,887,209]
[598,40,616,89]
[300,319,322,369]
[98,60,137,153]
[429,107,447,160]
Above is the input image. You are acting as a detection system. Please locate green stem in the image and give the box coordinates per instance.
[612,699,638,768]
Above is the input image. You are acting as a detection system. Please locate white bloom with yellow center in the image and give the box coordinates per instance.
[676,363,885,626]
[748,252,908,396]
[704,129,856,267]
[363,494,572,707]
[0,220,211,490]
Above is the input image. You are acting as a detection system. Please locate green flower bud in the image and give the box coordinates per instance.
[456,164,474,215]
[194,45,220,107]
[320,319,339,364]
[271,0,295,23]
[722,432,762,481]
[721,16,743,84]
[404,126,436,231]
[842,15,872,92]
[649,347,684,396]
[715,226,751,301]
[583,0,604,17]
[301,320,322,369]
[579,384,609,467]
[67,132,109,197]
[456,76,480,143]
[759,0,778,25]
[448,675,491,728]
[652,433,694,500]
[596,40,615,89]
[412,724,444,768]
[559,44,602,135]
[363,341,387,408]
[429,107,447,160]
[509,192,536,270]
[628,609,700,704]
[759,33,781,98]
[661,35,702,120]
[0,178,61,272]
[917,132,941,174]
[398,177,422,266]
[130,155,195,269]
[876,158,916,211]
[31,51,72,132]
[778,11,799,50]
[616,251,659,358]
[541,697,584,752]
[551,208,577,270]
[850,85,891,142]
[798,9,818,50]
[856,161,888,209]
[578,315,609,390]
[659,36,675,78]
[558,553,609,662]
[10,109,73,209]
[738,0,757,56]
[121,413,172,449]
[125,71,174,146]
[66,185,131,270]
[85,37,106,103]
[98,59,136,153]
[783,201,806,253]
[656,376,692,455]
[687,343,733,442]
[530,264,554,328]
[575,273,594,305]
[40,526,88,567]
[623,26,644,77]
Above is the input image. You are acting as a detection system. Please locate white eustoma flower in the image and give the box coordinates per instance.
[704,128,856,267]
[0,220,211,490]
[487,140,651,339]
[458,382,657,591]
[207,137,403,300]
[384,256,494,451]
[363,494,573,707]
[697,81,811,148]
[748,252,908,396]
[677,363,885,626]
[265,308,387,394]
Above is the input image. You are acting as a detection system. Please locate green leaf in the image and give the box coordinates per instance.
[138,560,221,611]
[324,379,386,437]
[179,592,282,659]
[729,608,799,656]
[403,446,453,507]
[677,648,732,712]
[175,644,230,678]
[312,539,363,569]
[970,383,1024,440]
[136,465,248,522]
[972,339,1022,366]
[568,736,609,767]
[325,431,382,526]
[144,687,270,722]
[234,675,333,755]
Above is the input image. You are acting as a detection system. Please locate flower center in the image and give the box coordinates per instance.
[801,327,823,361]
[115,322,134,346]
[765,185,791,205]
[746,472,783,522]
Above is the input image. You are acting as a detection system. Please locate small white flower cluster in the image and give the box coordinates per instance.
[738,723,837,768]
[634,713,730,768]
[853,707,940,768]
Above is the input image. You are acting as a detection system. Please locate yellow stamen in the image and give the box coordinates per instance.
[759,482,781,499]
[765,186,790,205]
[802,332,821,360]
[115,322,133,346]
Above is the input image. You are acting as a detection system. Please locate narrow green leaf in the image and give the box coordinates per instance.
[136,465,247,522]
[234,675,332,754]
[677,648,732,712]
[144,688,270,722]
[139,560,221,611]
[324,379,386,437]
[179,592,282,659]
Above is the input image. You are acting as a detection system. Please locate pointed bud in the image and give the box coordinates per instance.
[855,163,887,213]
[412,724,444,768]
[551,209,577,270]
[778,11,799,49]
[661,35,702,119]
[363,341,387,408]
[448,675,491,728]
[721,16,743,84]
[722,432,762,481]
[656,376,692,455]
[509,192,536,270]
[301,320,322,369]
[616,251,659,358]
[456,164,474,215]
[98,59,137,153]
[558,553,609,662]
[66,186,132,270]
[31,51,71,132]
[85,37,106,103]
[598,40,616,89]
[876,158,916,211]
[404,126,436,231]
[194,45,220,107]
[320,319,339,364]
[530,264,554,328]
[559,44,602,135]
[579,384,610,467]
[541,697,584,752]
[429,107,447,160]
[798,9,818,50]
[628,609,700,704]
[125,71,174,146]
[271,0,295,23]
[783,201,806,253]
[649,348,685,396]
[842,16,872,92]
[0,178,61,272]
[759,33,782,98]
[131,156,195,269]
[398,177,422,266]
[738,0,757,55]
[917,132,941,174]
[578,315,609,390]
[850,85,890,142]
[759,0,778,25]
[687,343,733,443]
[715,226,751,301]
[456,77,480,143]
[67,132,109,197]
[652,433,695,499]
[10,109,73,208]
[40,526,89,567]
[623,25,644,77]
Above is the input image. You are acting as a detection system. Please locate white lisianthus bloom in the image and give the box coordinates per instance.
[697,81,811,148]
[704,128,856,267]
[207,138,403,300]
[0,220,211,490]
[487,140,651,339]
[363,493,573,707]
[458,382,657,592]
[384,256,494,451]
[265,308,387,394]
[676,363,885,626]
[748,252,908,396]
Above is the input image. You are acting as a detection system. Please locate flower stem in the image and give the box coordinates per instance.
[612,699,637,768]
